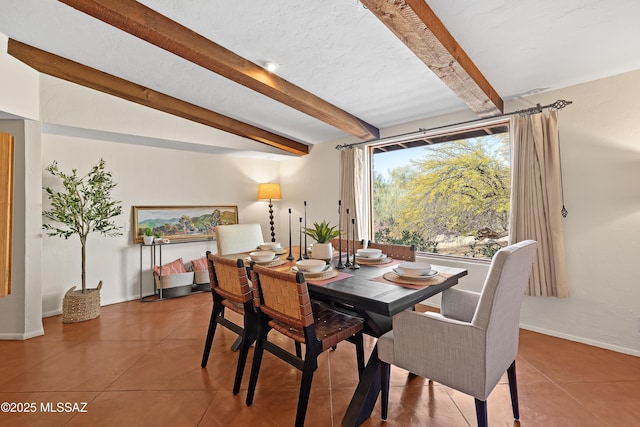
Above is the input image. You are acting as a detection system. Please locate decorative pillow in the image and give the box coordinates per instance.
[191,257,208,272]
[153,258,187,276]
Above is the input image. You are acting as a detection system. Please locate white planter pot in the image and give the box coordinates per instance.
[310,243,333,261]
[143,236,154,245]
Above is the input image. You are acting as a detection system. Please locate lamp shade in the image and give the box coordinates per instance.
[257,183,282,201]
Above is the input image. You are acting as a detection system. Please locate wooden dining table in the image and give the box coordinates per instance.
[230,249,468,427]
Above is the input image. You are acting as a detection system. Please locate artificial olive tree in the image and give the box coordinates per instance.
[43,159,122,292]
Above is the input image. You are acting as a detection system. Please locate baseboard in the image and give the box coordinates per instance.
[43,309,62,318]
[0,327,44,340]
[519,323,640,357]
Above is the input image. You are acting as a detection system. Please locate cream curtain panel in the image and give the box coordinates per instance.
[339,147,364,240]
[510,110,569,297]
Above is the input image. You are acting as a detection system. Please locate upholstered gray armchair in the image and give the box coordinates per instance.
[378,240,537,427]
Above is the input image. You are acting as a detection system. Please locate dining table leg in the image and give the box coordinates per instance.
[342,345,382,427]
[230,336,242,351]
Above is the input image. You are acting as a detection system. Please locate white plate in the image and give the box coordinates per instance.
[356,253,386,260]
[392,268,438,279]
[245,257,283,266]
[257,244,283,251]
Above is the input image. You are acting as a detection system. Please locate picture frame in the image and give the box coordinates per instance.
[132,205,239,243]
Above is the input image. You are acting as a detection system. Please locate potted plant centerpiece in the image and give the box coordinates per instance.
[43,159,123,323]
[304,220,340,262]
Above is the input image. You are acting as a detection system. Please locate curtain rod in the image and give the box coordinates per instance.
[335,99,573,150]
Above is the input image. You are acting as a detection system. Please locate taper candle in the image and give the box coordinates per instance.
[303,201,308,259]
[298,217,303,261]
[336,200,344,269]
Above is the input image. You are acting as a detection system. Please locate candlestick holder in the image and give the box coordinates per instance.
[336,200,345,269]
[344,208,351,267]
[350,218,360,269]
[298,217,303,261]
[303,201,309,259]
[286,208,294,261]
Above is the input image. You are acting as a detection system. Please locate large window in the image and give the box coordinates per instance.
[369,121,510,260]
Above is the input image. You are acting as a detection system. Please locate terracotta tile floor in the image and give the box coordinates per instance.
[1,292,638,426]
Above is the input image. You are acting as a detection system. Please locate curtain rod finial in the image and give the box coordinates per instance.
[553,99,572,110]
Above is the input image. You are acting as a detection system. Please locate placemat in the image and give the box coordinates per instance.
[371,271,451,289]
[357,257,402,268]
[306,271,353,286]
[245,257,286,268]
[356,256,391,265]
[333,254,401,267]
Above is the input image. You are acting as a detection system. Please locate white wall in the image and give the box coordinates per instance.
[40,133,280,314]
[31,65,284,314]
[279,70,640,356]
[0,34,39,120]
[278,140,343,244]
[514,70,640,355]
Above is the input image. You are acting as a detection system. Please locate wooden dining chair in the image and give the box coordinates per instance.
[377,240,538,427]
[330,237,364,251]
[246,264,366,427]
[366,241,416,261]
[201,251,256,395]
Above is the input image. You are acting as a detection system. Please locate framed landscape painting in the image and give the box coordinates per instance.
[132,205,238,243]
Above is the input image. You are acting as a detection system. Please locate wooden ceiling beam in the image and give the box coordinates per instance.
[361,0,504,116]
[57,0,380,141]
[7,39,309,156]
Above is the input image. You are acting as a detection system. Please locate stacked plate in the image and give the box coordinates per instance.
[392,262,438,279]
[355,248,389,264]
[247,251,285,266]
[356,248,382,258]
[258,242,287,255]
[294,259,327,273]
[292,259,335,279]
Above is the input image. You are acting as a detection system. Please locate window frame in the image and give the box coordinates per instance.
[366,117,512,261]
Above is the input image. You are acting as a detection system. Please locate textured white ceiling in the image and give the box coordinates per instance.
[1,0,639,156]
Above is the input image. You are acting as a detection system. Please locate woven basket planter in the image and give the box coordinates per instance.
[62,281,102,323]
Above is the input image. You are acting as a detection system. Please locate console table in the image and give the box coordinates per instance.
[139,239,214,302]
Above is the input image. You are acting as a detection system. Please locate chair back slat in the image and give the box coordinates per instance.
[367,242,416,261]
[207,252,252,303]
[331,238,364,251]
[252,265,314,329]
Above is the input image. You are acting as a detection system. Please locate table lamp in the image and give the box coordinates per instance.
[257,183,282,242]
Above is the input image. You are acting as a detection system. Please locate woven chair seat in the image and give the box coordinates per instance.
[268,302,363,351]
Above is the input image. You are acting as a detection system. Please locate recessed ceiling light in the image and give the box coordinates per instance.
[264,61,278,72]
